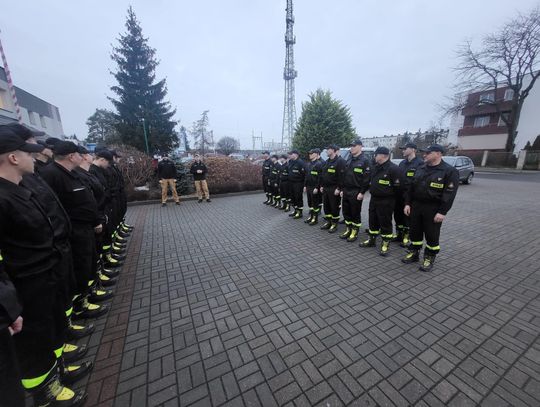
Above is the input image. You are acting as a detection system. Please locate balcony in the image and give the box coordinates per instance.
[458,125,507,137]
[462,101,513,116]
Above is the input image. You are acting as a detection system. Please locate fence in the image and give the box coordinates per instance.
[523,151,540,170]
[456,149,540,170]
[485,152,518,168]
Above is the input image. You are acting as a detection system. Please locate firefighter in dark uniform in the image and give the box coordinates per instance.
[393,142,423,247]
[320,144,346,233]
[261,151,273,204]
[40,141,109,321]
[0,128,87,406]
[303,148,324,225]
[339,139,371,242]
[360,147,401,256]
[34,138,54,174]
[402,144,459,271]
[107,152,129,264]
[268,154,280,207]
[287,150,305,219]
[278,154,291,211]
[111,150,132,234]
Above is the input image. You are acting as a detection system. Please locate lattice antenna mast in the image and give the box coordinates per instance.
[281,0,297,149]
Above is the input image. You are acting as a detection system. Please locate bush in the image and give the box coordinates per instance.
[204,157,262,194]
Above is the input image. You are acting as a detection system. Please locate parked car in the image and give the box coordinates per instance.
[442,156,475,184]
[228,153,245,161]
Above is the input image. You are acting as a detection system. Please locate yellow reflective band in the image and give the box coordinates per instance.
[406,171,415,177]
[353,168,363,173]
[369,230,380,235]
[378,179,390,185]
[54,346,63,358]
[0,254,3,261]
[332,216,340,220]
[327,168,336,173]
[430,182,444,189]
[382,234,394,238]
[102,245,111,250]
[426,244,440,250]
[21,363,56,389]
[88,280,94,287]
[345,221,352,225]
[64,343,78,353]
[411,241,423,246]
[65,307,73,317]
[310,171,318,175]
[352,222,362,227]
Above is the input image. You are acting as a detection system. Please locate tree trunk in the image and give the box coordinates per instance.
[505,102,523,153]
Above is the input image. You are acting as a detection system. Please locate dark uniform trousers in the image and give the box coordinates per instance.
[342,189,363,227]
[409,201,442,255]
[393,192,407,232]
[322,187,340,221]
[291,182,304,209]
[262,176,269,194]
[70,223,97,297]
[306,190,322,214]
[368,196,395,240]
[280,181,290,204]
[0,328,25,407]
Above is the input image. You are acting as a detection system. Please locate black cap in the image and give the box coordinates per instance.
[420,144,445,154]
[53,141,79,155]
[399,142,417,150]
[308,148,321,154]
[325,144,339,151]
[262,150,270,155]
[349,139,363,146]
[279,154,288,159]
[31,130,46,139]
[271,154,279,159]
[110,149,121,158]
[0,130,44,154]
[288,149,299,155]
[45,137,62,146]
[374,146,390,155]
[77,145,90,155]
[37,140,53,149]
[95,149,113,161]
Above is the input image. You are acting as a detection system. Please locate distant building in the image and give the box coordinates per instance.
[362,130,449,150]
[361,135,400,149]
[0,66,64,138]
[450,74,540,152]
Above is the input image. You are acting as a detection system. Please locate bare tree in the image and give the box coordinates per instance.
[446,6,540,152]
[216,136,240,156]
[191,110,213,155]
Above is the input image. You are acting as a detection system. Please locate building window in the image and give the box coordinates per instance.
[473,116,491,127]
[479,92,495,103]
[498,113,509,127]
[28,111,36,125]
[40,115,47,128]
[0,90,6,110]
[504,89,514,101]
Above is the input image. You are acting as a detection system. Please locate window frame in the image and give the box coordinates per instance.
[473,116,491,128]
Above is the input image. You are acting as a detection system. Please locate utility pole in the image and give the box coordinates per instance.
[252,129,263,152]
[281,0,298,150]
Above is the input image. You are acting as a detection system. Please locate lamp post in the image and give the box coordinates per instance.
[141,118,150,155]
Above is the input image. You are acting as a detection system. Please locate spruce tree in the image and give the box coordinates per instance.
[292,89,356,155]
[110,7,178,153]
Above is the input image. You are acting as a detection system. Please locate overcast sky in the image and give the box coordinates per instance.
[1,0,538,148]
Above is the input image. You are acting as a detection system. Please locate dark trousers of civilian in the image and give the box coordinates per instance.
[368,196,395,240]
[322,187,341,221]
[290,182,304,209]
[409,201,442,255]
[342,189,363,227]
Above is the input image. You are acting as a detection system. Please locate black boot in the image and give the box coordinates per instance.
[419,253,436,272]
[63,344,88,363]
[31,370,87,407]
[328,220,338,234]
[88,285,114,303]
[288,207,297,217]
[59,360,93,385]
[379,239,390,256]
[359,235,376,247]
[339,226,351,239]
[66,318,95,340]
[391,230,404,243]
[320,218,332,230]
[72,296,109,320]
[304,211,313,224]
[263,193,270,204]
[401,249,420,264]
[308,213,319,225]
[400,231,410,248]
[283,202,290,212]
[293,208,303,219]
[347,227,359,242]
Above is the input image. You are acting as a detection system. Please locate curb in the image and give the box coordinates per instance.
[475,168,539,174]
[127,189,263,207]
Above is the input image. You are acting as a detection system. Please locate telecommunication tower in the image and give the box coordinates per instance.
[281,0,297,149]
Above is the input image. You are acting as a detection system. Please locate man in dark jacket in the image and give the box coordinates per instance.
[402,144,459,271]
[158,154,180,206]
[320,144,346,233]
[287,150,306,219]
[393,142,424,247]
[261,151,272,204]
[359,147,401,256]
[268,155,280,207]
[339,139,371,242]
[303,148,324,225]
[190,154,211,202]
[278,154,291,211]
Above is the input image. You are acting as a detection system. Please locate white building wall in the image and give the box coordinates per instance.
[459,133,507,150]
[515,77,540,151]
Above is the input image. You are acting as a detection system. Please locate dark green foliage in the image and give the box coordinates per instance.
[109,7,178,153]
[86,108,121,144]
[292,89,356,155]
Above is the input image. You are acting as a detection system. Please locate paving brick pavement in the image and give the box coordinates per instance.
[81,175,539,406]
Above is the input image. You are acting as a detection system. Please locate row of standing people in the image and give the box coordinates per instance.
[0,123,133,407]
[261,140,459,272]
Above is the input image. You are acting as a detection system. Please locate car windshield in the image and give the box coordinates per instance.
[442,156,457,165]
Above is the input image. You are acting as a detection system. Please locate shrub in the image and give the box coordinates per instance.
[203,157,261,194]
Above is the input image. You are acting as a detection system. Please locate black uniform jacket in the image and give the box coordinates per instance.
[369,159,401,198]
